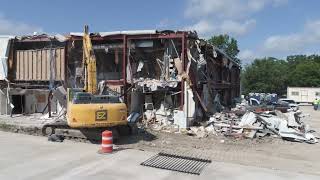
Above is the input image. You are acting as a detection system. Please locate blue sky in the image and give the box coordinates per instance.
[1,0,320,63]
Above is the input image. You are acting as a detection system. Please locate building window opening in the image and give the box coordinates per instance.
[11,95,25,114]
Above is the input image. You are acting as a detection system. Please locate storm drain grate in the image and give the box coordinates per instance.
[140,152,211,175]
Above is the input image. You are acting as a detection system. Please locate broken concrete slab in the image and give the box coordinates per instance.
[239,112,256,127]
[189,126,208,138]
[284,112,301,127]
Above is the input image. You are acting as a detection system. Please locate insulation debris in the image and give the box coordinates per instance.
[144,99,318,144]
[204,109,318,144]
[134,78,179,91]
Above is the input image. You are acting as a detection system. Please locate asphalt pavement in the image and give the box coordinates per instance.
[0,131,318,180]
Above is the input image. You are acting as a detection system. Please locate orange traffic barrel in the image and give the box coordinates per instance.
[101,130,113,153]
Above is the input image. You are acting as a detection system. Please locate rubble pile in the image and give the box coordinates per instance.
[141,96,318,144]
[188,110,318,144]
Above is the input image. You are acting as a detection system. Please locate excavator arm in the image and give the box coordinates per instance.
[65,25,128,129]
[83,25,97,94]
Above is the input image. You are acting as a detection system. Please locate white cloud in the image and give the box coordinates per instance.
[157,18,170,28]
[0,14,42,35]
[237,19,320,63]
[185,0,288,19]
[272,0,289,7]
[239,49,256,60]
[185,19,256,37]
[238,49,267,64]
[262,20,320,53]
[247,0,268,12]
[185,20,214,35]
[185,0,244,19]
[220,19,256,36]
[184,0,288,37]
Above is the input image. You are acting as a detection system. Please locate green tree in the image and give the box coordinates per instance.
[241,54,320,96]
[287,61,320,87]
[241,57,288,95]
[207,34,240,59]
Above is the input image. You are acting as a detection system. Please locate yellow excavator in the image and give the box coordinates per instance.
[67,25,127,128]
[43,25,128,140]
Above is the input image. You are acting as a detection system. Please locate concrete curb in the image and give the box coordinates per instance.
[0,122,42,136]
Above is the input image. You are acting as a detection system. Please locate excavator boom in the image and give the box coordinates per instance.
[65,25,128,129]
[83,25,97,94]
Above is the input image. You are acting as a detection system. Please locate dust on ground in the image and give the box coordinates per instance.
[118,105,320,175]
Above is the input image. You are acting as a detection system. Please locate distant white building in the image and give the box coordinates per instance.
[287,87,320,103]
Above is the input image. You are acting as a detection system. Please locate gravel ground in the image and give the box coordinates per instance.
[119,105,320,175]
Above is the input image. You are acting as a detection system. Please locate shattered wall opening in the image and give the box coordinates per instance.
[128,39,182,81]
[93,39,124,82]
[66,37,125,95]
[11,95,24,114]
[127,38,183,114]
[125,34,186,129]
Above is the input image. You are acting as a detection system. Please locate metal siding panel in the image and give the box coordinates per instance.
[41,50,46,80]
[37,50,42,80]
[46,49,50,80]
[32,51,37,80]
[24,51,28,80]
[19,51,22,80]
[19,51,23,80]
[14,48,66,81]
[56,49,61,80]
[61,48,65,80]
[28,50,32,80]
[16,51,19,80]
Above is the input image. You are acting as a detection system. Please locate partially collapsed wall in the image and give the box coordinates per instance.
[0,30,240,127]
[1,34,66,115]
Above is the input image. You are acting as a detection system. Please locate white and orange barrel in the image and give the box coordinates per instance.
[101,130,113,153]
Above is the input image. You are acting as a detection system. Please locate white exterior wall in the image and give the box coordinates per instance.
[0,36,14,80]
[0,89,58,115]
[287,87,320,103]
[0,89,10,115]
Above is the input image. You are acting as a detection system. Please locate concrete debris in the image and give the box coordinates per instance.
[188,126,208,138]
[127,112,141,123]
[284,112,301,127]
[144,101,318,144]
[239,112,256,127]
[134,78,178,91]
[141,92,317,144]
[137,61,144,72]
[173,110,188,129]
[203,108,318,144]
[173,58,183,75]
[48,134,65,142]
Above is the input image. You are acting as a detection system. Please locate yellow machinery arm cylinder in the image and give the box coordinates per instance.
[83,25,97,94]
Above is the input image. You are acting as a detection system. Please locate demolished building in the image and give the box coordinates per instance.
[0,34,66,115]
[0,30,240,128]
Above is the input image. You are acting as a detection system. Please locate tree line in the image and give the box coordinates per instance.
[241,55,320,96]
[207,34,320,97]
